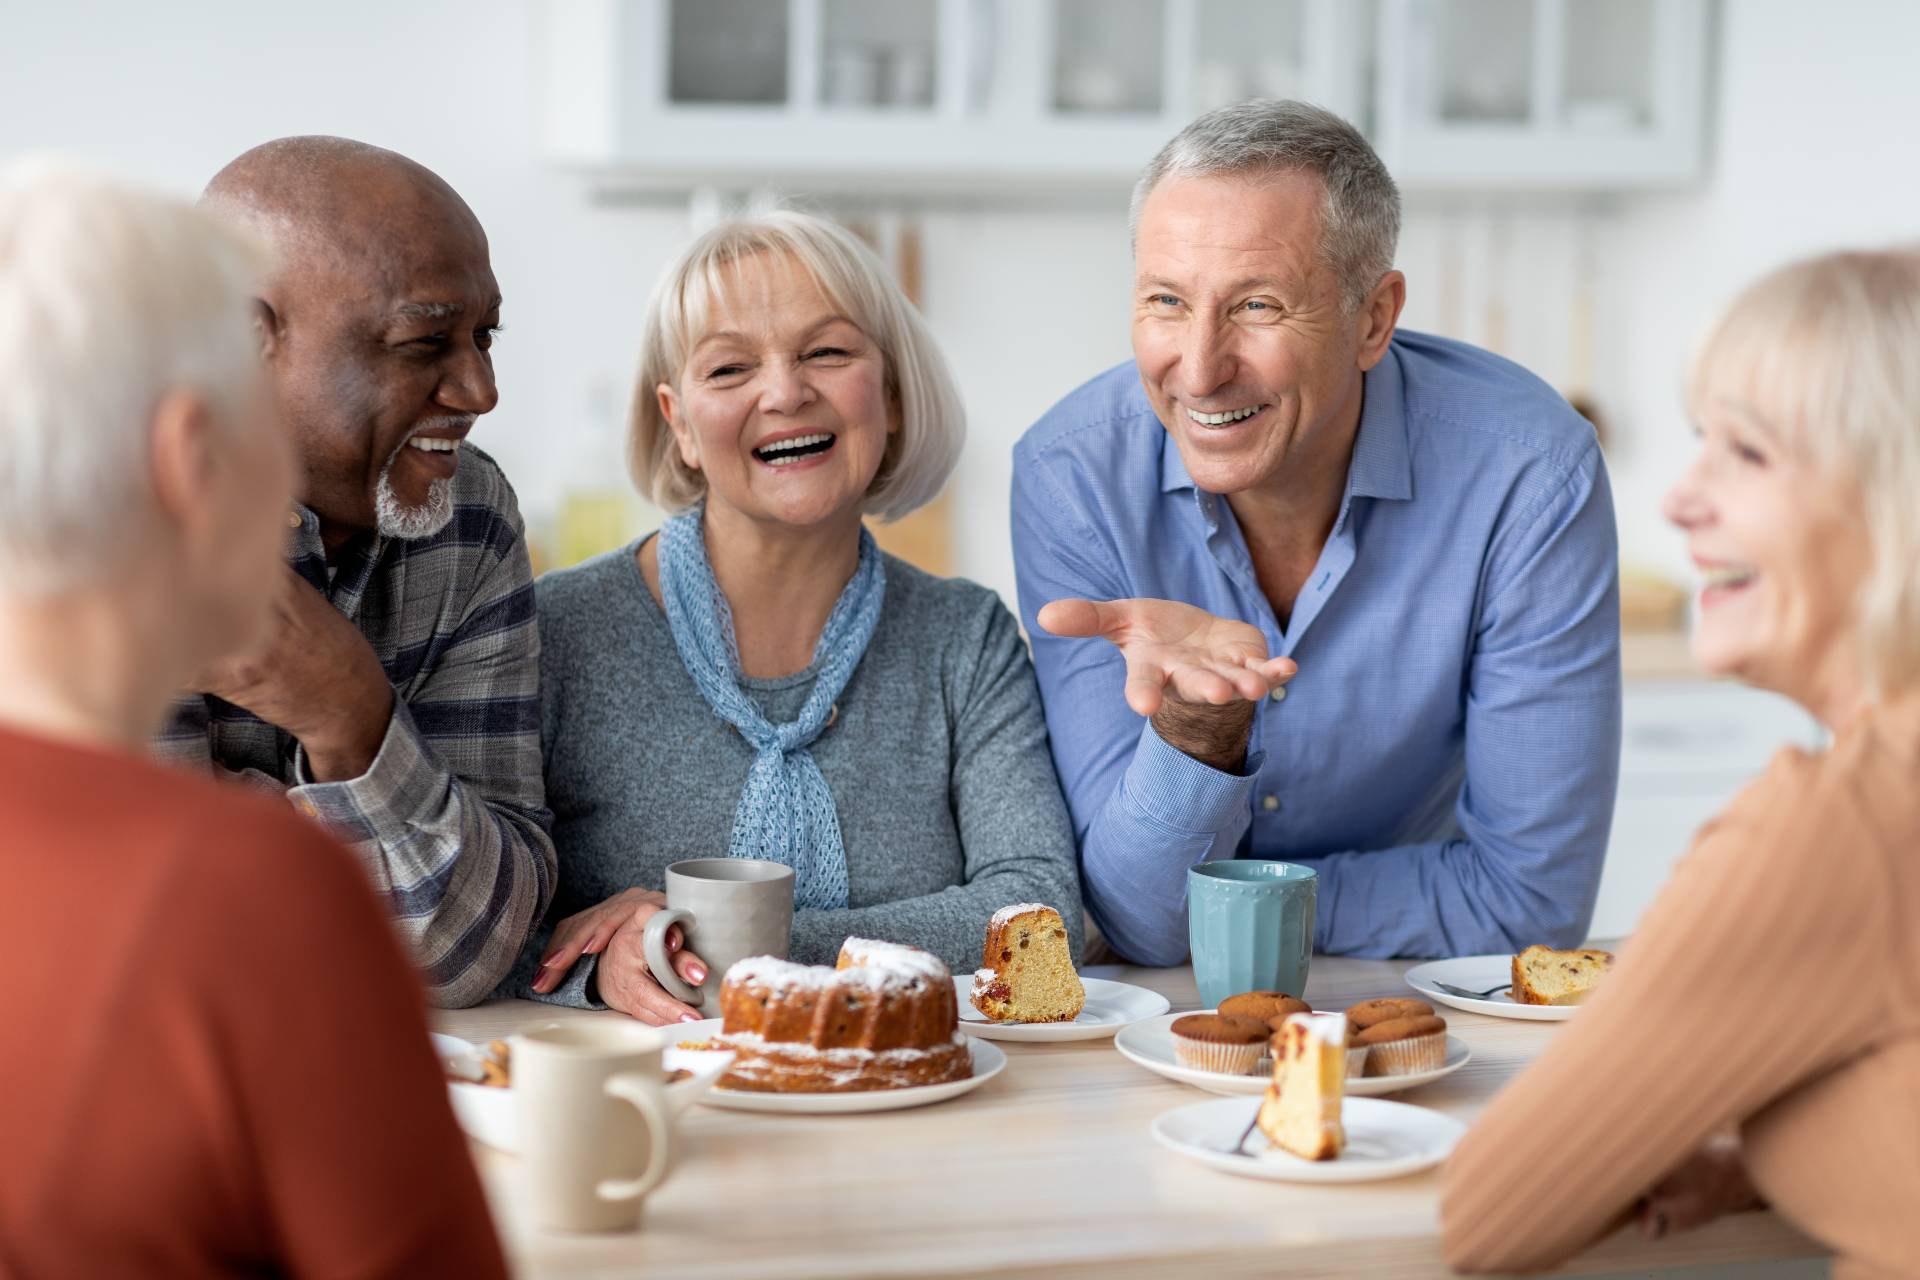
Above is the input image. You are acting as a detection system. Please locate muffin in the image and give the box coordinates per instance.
[1356,1013,1448,1075]
[1219,991,1311,1023]
[1169,1014,1270,1075]
[1344,997,1434,1030]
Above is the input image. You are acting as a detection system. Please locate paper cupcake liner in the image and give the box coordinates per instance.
[1171,1035,1265,1076]
[1345,1044,1371,1079]
[1362,1032,1446,1077]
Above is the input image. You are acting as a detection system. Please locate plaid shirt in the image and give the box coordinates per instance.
[156,446,555,1007]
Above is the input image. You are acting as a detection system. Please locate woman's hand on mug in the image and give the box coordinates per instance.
[595,921,710,1025]
[532,888,671,995]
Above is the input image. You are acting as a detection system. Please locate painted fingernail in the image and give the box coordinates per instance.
[539,952,559,967]
[679,1012,701,1023]
[688,964,707,983]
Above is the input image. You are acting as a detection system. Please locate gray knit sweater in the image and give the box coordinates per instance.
[501,538,1083,1008]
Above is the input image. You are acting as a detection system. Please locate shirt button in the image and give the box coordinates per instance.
[1261,795,1280,812]
[1269,685,1289,703]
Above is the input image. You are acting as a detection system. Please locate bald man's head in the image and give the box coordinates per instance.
[202,136,501,548]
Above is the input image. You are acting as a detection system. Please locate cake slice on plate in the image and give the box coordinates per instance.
[968,903,1085,1023]
[1511,945,1615,1005]
[1257,1011,1347,1161]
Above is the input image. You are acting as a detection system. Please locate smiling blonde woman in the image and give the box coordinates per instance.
[1442,247,1920,1278]
[508,211,1083,1024]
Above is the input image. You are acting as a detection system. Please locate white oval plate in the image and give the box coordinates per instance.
[1151,1095,1465,1183]
[669,1019,1009,1114]
[1113,1012,1470,1096]
[955,976,1170,1041]
[432,1031,736,1154]
[1404,955,1580,1022]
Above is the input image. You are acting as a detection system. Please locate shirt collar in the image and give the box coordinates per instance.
[1154,345,1414,503]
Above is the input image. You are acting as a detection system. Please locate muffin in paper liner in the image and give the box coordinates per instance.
[1361,1029,1446,1076]
[1170,1015,1268,1075]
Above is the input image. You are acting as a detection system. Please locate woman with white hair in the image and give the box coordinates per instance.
[519,211,1082,1022]
[1442,248,1920,1277]
[0,167,504,1273]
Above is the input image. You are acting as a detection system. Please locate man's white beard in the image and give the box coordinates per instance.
[374,445,456,540]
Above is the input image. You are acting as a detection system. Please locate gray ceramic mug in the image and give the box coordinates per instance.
[643,858,795,1009]
[1187,860,1317,1009]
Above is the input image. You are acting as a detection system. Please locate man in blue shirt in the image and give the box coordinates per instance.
[1012,100,1621,964]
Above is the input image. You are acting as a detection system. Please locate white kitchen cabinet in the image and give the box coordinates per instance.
[1374,0,1711,188]
[537,0,1371,191]
[1588,680,1823,938]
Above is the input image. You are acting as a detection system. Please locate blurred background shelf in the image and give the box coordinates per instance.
[543,0,1365,191]
[1375,0,1710,188]
[541,0,1706,194]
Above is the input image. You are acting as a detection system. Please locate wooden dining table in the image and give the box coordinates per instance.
[435,955,1828,1279]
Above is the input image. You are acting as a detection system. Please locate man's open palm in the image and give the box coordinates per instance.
[1038,597,1295,717]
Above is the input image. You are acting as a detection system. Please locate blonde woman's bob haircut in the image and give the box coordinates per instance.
[1685,245,1920,696]
[630,210,965,523]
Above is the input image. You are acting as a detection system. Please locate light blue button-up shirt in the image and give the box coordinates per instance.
[1011,331,1621,964]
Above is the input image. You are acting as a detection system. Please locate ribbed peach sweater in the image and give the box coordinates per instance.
[1441,696,1920,1278]
[0,727,506,1278]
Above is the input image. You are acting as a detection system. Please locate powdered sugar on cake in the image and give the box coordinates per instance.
[988,903,1053,928]
[838,936,952,985]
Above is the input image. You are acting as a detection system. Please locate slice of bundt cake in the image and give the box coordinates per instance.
[1511,945,1615,1005]
[968,903,1085,1023]
[1257,1012,1347,1161]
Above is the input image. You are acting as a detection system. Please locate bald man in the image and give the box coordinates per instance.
[157,136,554,1008]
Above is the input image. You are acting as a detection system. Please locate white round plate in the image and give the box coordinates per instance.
[954,976,1170,1041]
[1151,1095,1465,1183]
[431,1031,736,1154]
[1113,1012,1470,1096]
[1404,955,1579,1022]
[668,1019,1009,1114]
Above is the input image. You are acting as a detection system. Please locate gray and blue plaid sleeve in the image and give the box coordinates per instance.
[288,500,555,1009]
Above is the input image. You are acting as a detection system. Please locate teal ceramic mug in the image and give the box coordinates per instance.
[1187,861,1317,1009]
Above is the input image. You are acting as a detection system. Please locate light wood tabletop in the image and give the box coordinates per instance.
[435,955,1827,1279]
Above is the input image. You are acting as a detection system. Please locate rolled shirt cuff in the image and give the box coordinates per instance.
[1120,719,1263,838]
[288,697,439,844]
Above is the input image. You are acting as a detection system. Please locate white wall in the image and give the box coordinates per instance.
[5,0,1920,609]
[1597,0,1920,578]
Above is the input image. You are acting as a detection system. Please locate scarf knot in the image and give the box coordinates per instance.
[655,505,884,910]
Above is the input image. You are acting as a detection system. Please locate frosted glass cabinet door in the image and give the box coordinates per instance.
[667,0,790,104]
[1374,0,1709,188]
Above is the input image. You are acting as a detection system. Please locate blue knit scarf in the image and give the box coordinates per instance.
[655,503,884,910]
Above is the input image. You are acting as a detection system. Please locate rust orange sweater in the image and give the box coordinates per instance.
[0,726,507,1279]
[1441,697,1920,1278]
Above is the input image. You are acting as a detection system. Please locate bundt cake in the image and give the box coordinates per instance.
[715,937,971,1093]
[1511,945,1615,1005]
[969,903,1084,1023]
[1257,1012,1347,1161]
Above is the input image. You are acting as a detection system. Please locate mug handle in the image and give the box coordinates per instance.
[596,1072,674,1204]
[642,907,704,1006]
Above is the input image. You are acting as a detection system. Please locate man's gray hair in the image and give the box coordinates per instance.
[1130,99,1401,312]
